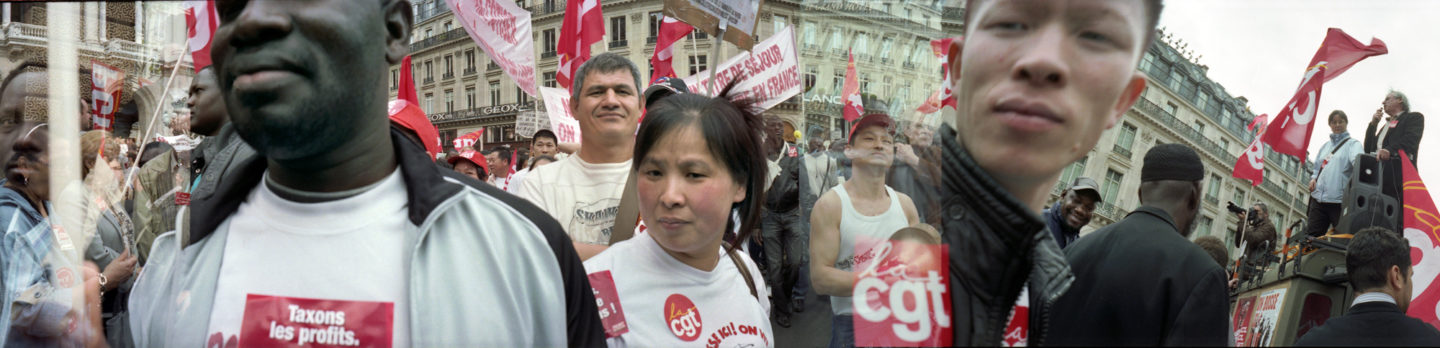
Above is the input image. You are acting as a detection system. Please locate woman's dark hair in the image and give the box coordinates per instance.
[528,155,557,171]
[633,83,766,253]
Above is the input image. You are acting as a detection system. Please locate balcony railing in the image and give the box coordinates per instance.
[647,36,657,44]
[410,28,468,53]
[422,77,435,85]
[609,40,627,49]
[903,61,917,69]
[1133,97,1237,165]
[1205,195,1219,206]
[442,72,454,80]
[531,1,567,16]
[463,68,477,76]
[1111,145,1133,159]
[542,51,557,59]
[488,62,500,71]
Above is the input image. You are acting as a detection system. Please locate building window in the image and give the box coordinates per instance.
[466,87,476,109]
[516,86,524,104]
[689,55,708,75]
[490,81,500,105]
[879,37,894,60]
[466,50,476,71]
[648,11,661,39]
[424,93,434,112]
[1220,138,1231,152]
[829,29,844,52]
[1164,102,1178,116]
[444,21,452,32]
[854,33,869,56]
[1233,188,1246,205]
[1103,169,1123,204]
[1207,174,1222,201]
[391,69,398,89]
[802,22,817,47]
[1116,123,1138,151]
[1060,155,1089,187]
[444,55,453,76]
[1194,120,1206,136]
[425,61,434,80]
[543,72,557,88]
[773,15,787,36]
[832,76,843,94]
[426,28,433,38]
[609,16,626,44]
[444,89,454,112]
[1198,216,1213,238]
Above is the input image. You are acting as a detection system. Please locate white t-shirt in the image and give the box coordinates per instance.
[207,169,415,347]
[517,155,630,245]
[489,171,513,191]
[506,167,530,195]
[584,234,773,348]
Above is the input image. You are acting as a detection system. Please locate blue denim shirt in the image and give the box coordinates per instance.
[0,185,55,344]
[1311,133,1362,204]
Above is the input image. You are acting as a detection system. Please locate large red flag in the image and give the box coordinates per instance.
[557,0,605,90]
[929,37,960,111]
[1261,28,1387,157]
[1232,114,1269,186]
[453,128,485,151]
[1401,150,1440,330]
[842,50,863,123]
[649,16,693,85]
[184,0,219,71]
[398,55,419,105]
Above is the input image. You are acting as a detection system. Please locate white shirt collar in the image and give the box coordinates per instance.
[1353,292,1397,307]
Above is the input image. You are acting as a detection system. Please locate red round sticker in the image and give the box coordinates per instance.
[56,267,75,288]
[664,294,702,341]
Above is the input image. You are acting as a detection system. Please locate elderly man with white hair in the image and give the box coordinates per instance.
[1364,89,1425,208]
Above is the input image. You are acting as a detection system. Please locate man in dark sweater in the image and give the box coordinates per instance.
[1295,227,1440,346]
[1049,144,1230,346]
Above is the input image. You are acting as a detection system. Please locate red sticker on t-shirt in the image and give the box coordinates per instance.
[664,294,703,342]
[588,271,630,338]
[238,294,395,347]
[175,192,191,206]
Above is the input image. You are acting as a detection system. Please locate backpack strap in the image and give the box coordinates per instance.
[723,242,759,301]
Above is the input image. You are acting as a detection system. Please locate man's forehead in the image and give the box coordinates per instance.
[967,0,1148,34]
[582,70,636,90]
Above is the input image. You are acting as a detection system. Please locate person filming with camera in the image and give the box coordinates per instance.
[1230,202,1277,280]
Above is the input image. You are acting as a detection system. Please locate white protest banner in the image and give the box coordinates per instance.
[516,110,540,138]
[540,87,582,143]
[447,0,538,97]
[682,25,800,113]
[663,0,763,49]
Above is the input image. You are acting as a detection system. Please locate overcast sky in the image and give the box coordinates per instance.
[1158,0,1440,207]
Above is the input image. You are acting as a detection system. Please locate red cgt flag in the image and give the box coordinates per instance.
[649,16,693,85]
[453,128,484,151]
[1232,114,1269,186]
[1400,150,1440,330]
[929,37,960,111]
[398,55,420,105]
[1261,28,1387,158]
[842,50,863,123]
[184,0,218,72]
[557,0,605,90]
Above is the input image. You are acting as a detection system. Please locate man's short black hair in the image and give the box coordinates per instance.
[1347,226,1412,292]
[532,129,557,144]
[570,52,641,102]
[488,146,511,164]
[962,0,1166,54]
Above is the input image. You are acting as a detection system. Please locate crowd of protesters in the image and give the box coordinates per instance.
[0,0,1432,347]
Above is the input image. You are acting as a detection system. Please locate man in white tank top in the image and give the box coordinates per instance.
[808,113,920,348]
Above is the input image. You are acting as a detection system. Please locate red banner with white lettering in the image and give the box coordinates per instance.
[183,0,218,71]
[650,16,693,85]
[557,0,604,90]
[853,237,952,347]
[238,294,394,347]
[1232,114,1269,186]
[447,0,538,97]
[452,128,484,151]
[1400,150,1440,330]
[587,271,631,338]
[1260,28,1387,158]
[842,50,863,123]
[91,60,124,131]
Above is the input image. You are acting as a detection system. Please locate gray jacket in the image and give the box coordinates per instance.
[129,128,605,347]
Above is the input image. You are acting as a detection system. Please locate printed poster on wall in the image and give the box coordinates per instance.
[1243,287,1288,347]
[1231,296,1257,347]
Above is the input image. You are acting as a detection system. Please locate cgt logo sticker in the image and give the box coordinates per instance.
[664,294,702,341]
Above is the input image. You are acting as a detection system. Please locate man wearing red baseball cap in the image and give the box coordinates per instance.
[809,113,921,345]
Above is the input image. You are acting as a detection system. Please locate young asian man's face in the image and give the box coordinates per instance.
[953,0,1150,185]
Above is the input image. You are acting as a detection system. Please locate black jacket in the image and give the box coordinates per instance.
[765,150,801,212]
[1048,206,1230,346]
[1364,111,1424,163]
[1295,301,1440,346]
[936,125,1074,346]
[888,144,941,226]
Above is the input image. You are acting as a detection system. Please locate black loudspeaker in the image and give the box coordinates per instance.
[1337,153,1400,235]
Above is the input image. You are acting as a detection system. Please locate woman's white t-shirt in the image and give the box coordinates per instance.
[584,234,773,348]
